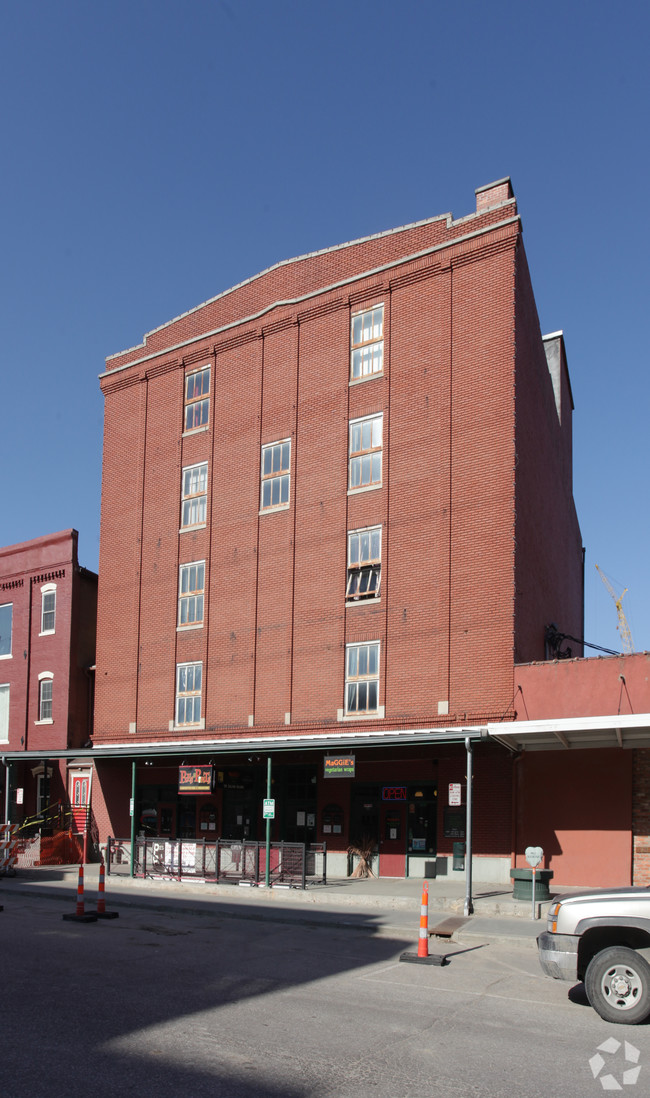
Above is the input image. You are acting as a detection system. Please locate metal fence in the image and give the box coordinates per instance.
[106,836,326,888]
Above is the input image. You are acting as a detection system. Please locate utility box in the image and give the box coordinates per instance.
[452,842,465,871]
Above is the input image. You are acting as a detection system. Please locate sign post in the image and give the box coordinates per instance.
[264,758,273,887]
[525,845,544,920]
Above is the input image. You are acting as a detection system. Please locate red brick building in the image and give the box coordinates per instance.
[86,177,592,882]
[0,530,97,846]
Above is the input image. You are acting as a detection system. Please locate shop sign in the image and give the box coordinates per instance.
[324,754,355,778]
[382,786,407,801]
[178,764,213,795]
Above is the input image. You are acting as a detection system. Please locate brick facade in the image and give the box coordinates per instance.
[0,529,97,824]
[92,179,585,878]
[96,180,583,750]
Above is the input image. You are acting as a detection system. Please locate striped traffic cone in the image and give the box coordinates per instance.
[96,859,119,919]
[63,864,97,922]
[417,881,429,958]
[400,879,447,966]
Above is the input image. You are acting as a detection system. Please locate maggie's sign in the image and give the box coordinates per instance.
[178,765,213,795]
[324,755,356,778]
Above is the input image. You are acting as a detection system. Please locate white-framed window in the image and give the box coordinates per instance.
[181,462,208,529]
[349,413,382,491]
[184,366,210,431]
[176,662,202,726]
[0,683,9,742]
[0,603,12,657]
[178,561,205,628]
[40,584,56,634]
[38,672,53,722]
[345,642,380,715]
[346,526,382,600]
[260,439,290,511]
[351,305,384,381]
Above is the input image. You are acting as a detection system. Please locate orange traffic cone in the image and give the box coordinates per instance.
[96,859,119,919]
[417,881,429,958]
[62,864,97,922]
[400,879,447,966]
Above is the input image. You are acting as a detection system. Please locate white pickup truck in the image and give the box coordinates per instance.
[537,887,650,1024]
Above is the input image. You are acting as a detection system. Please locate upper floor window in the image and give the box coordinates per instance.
[41,584,56,634]
[349,414,382,491]
[345,642,380,715]
[176,662,202,726]
[181,463,208,529]
[184,366,210,431]
[347,526,382,600]
[178,562,205,628]
[0,603,12,657]
[260,439,290,511]
[351,305,384,381]
[38,672,53,722]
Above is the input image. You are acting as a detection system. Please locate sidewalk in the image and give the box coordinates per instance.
[0,864,556,946]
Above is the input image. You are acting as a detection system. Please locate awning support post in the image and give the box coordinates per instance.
[464,735,474,916]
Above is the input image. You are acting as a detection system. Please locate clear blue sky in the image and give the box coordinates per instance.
[1,1,648,657]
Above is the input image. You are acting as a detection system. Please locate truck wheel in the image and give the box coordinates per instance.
[585,947,650,1024]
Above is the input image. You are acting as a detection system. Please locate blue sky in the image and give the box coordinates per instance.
[1,1,648,656]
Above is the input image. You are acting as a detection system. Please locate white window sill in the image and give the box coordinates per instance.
[259,503,290,515]
[345,598,381,607]
[349,372,384,387]
[338,706,385,722]
[0,653,12,660]
[34,719,54,726]
[39,630,55,637]
[168,719,205,732]
[177,623,204,632]
[179,523,207,534]
[347,483,382,496]
[182,425,209,438]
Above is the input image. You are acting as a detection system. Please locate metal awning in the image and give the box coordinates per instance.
[487,712,650,752]
[1,724,489,763]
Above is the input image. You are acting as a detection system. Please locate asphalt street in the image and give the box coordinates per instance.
[1,888,649,1097]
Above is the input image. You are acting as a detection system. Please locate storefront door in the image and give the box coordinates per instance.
[379,798,406,877]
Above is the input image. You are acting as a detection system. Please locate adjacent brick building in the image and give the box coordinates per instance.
[0,530,97,842]
[89,178,586,880]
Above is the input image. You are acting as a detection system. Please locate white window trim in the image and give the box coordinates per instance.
[36,671,54,725]
[346,525,382,603]
[174,661,203,728]
[39,583,57,636]
[184,365,211,433]
[348,412,383,493]
[260,438,291,513]
[177,560,206,630]
[0,602,13,658]
[350,303,385,383]
[180,462,209,531]
[344,640,381,718]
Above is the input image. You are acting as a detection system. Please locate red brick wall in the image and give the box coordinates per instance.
[514,244,583,663]
[96,191,580,748]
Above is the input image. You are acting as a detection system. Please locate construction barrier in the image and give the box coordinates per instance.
[400,879,447,966]
[0,824,18,876]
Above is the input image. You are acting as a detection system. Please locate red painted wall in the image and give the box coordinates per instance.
[515,748,633,886]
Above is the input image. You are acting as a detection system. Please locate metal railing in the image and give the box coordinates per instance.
[106,836,326,888]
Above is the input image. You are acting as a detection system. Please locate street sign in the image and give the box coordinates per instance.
[263,798,275,820]
[449,783,462,806]
[525,845,543,868]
